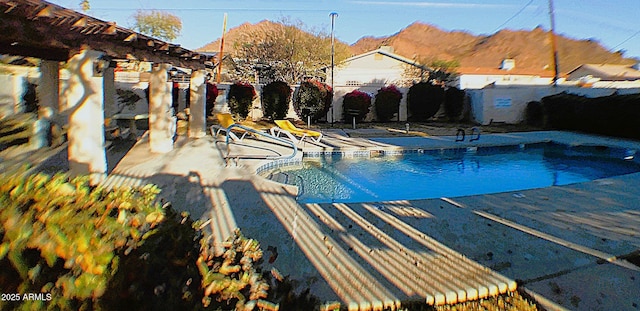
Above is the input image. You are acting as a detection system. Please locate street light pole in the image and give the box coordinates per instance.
[330,12,338,125]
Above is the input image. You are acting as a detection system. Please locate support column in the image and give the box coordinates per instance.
[149,64,174,153]
[189,70,206,138]
[38,60,60,119]
[63,49,107,185]
[103,66,116,117]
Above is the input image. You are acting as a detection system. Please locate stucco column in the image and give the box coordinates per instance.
[38,60,60,116]
[188,70,206,138]
[149,64,175,153]
[63,49,107,185]
[103,67,116,117]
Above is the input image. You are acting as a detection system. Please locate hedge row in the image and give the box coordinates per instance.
[540,92,640,139]
[225,80,467,123]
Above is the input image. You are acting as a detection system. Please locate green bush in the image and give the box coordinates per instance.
[292,79,332,122]
[342,90,372,123]
[374,85,403,122]
[444,87,465,121]
[262,81,292,120]
[0,172,275,310]
[407,82,444,121]
[227,82,256,120]
[525,101,543,126]
[541,92,640,139]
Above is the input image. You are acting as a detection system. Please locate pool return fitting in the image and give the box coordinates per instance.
[456,127,481,142]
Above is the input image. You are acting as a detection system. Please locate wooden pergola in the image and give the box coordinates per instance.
[0,0,207,67]
[0,0,210,184]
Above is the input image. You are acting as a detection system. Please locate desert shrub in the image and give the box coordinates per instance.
[374,85,403,122]
[407,82,444,121]
[342,90,372,123]
[444,87,465,121]
[262,81,292,120]
[541,92,640,139]
[292,79,332,122]
[227,82,256,119]
[0,172,275,310]
[525,101,543,126]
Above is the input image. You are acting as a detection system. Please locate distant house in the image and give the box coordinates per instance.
[329,46,427,87]
[567,63,640,82]
[453,59,555,89]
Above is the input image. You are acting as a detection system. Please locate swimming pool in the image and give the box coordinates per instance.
[264,143,640,203]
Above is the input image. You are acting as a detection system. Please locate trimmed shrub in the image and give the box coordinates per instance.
[292,79,332,122]
[342,90,372,123]
[407,82,444,121]
[525,101,543,126]
[262,81,292,120]
[227,81,256,119]
[541,92,640,139]
[444,87,465,121]
[0,172,274,310]
[374,85,403,122]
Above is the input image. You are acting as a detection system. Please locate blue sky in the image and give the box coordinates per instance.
[49,0,640,60]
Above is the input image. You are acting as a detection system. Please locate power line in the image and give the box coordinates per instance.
[610,29,640,52]
[493,0,535,33]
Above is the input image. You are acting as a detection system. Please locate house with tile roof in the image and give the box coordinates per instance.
[567,63,640,82]
[452,59,556,89]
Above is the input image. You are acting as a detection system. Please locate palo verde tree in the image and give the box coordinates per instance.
[232,19,351,84]
[132,10,182,42]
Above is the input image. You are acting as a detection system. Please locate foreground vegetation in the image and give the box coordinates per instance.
[0,170,541,311]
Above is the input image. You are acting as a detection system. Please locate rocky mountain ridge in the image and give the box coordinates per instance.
[198,21,637,73]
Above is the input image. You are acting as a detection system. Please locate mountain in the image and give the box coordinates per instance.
[352,22,636,72]
[198,20,281,55]
[198,21,636,73]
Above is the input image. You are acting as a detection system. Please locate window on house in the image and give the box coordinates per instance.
[346,80,362,86]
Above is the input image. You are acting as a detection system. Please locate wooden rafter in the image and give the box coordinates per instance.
[0,0,206,68]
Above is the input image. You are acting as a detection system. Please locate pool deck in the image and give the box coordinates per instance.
[103,130,640,310]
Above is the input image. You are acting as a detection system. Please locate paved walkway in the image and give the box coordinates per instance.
[104,130,640,310]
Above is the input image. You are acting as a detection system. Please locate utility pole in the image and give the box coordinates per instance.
[548,0,559,86]
[330,12,338,125]
[216,13,227,84]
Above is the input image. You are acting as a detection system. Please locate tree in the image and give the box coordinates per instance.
[403,57,460,85]
[232,19,351,84]
[132,10,182,42]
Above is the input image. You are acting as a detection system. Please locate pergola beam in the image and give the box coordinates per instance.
[0,0,206,69]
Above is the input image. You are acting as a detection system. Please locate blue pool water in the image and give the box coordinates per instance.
[265,143,640,203]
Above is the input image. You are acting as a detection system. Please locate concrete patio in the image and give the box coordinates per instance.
[102,130,640,310]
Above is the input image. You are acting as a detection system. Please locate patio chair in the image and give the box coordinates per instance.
[270,120,322,144]
[210,113,250,141]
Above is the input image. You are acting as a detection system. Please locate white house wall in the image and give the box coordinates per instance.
[456,74,553,89]
[0,75,26,118]
[334,53,410,86]
[468,85,640,125]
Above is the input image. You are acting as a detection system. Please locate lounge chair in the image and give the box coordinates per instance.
[270,120,322,144]
[210,113,250,141]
